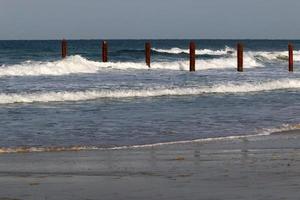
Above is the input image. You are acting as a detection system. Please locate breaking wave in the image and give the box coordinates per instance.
[152,46,235,55]
[0,55,261,77]
[0,54,262,77]
[259,123,300,135]
[250,50,300,62]
[0,79,299,104]
[153,47,300,62]
[0,47,299,77]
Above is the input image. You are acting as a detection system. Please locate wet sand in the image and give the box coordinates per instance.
[0,132,300,200]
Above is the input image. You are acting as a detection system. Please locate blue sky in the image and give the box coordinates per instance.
[0,0,299,39]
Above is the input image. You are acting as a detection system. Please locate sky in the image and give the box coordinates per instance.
[0,0,300,40]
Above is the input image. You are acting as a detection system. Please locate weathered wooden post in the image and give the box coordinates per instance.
[145,42,151,68]
[288,43,294,72]
[190,41,196,72]
[237,43,243,72]
[102,41,108,62]
[61,39,67,58]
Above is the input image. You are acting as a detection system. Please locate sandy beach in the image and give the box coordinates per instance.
[0,131,299,200]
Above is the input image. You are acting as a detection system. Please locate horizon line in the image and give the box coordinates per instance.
[1,38,300,41]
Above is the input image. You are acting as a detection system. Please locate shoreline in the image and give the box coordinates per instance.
[0,131,300,199]
[0,124,299,154]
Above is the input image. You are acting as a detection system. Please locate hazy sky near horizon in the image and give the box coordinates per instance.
[0,0,299,39]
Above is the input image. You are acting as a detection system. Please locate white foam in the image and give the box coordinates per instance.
[154,47,300,63]
[259,123,300,135]
[152,46,235,55]
[153,46,300,59]
[0,48,298,77]
[0,55,102,77]
[0,54,263,77]
[247,50,300,62]
[0,79,299,104]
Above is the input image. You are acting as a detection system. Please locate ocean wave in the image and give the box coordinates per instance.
[153,47,300,62]
[2,123,300,154]
[0,133,273,154]
[0,55,101,77]
[259,124,300,135]
[0,54,263,77]
[248,50,300,62]
[0,134,266,154]
[0,48,298,77]
[0,79,299,104]
[152,46,235,55]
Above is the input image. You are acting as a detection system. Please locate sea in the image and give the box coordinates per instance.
[0,39,300,153]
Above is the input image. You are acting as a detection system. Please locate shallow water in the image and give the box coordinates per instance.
[0,40,300,150]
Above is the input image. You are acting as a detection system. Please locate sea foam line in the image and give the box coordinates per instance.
[0,79,299,104]
[1,123,300,154]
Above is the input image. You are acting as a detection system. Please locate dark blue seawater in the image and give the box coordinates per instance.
[0,40,300,151]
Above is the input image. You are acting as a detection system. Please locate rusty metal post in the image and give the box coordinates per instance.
[102,41,108,62]
[61,39,67,58]
[190,41,196,72]
[145,42,151,68]
[237,43,243,72]
[289,43,294,72]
